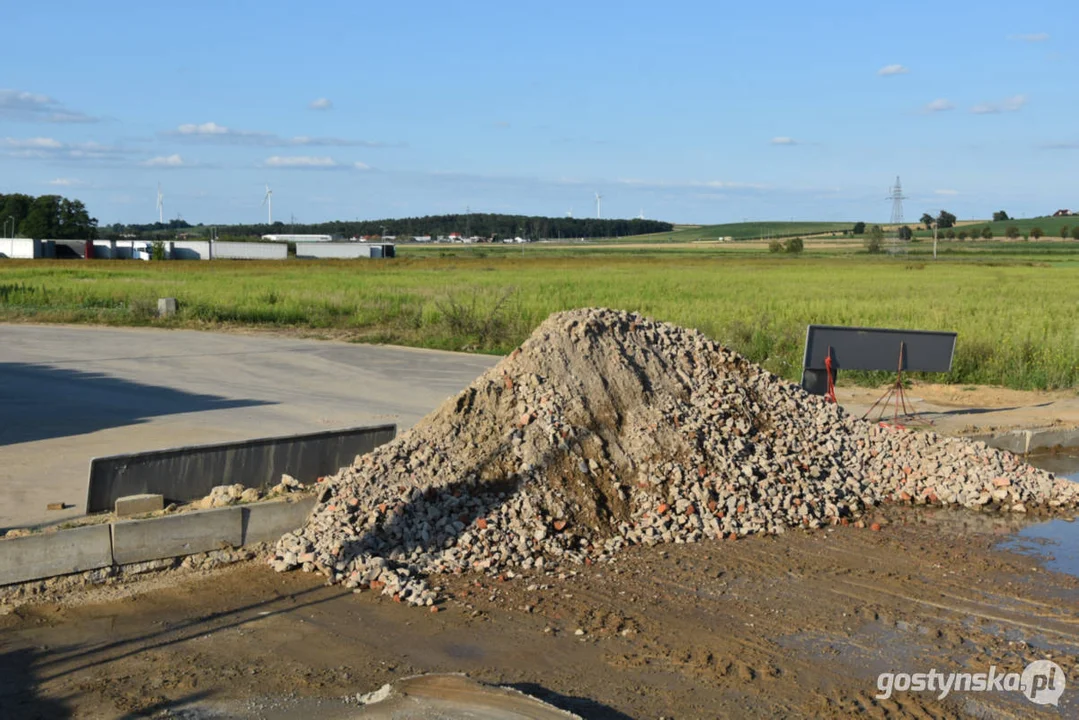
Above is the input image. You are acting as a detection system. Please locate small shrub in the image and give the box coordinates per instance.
[945,228,956,239]
[957,230,968,240]
[1005,225,1020,239]
[852,222,866,235]
[783,237,804,254]
[1029,227,1044,239]
[768,239,783,253]
[150,239,167,261]
[865,235,883,254]
[1072,226,1079,240]
[981,226,994,239]
[1061,226,1070,240]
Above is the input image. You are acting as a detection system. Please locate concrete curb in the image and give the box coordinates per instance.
[0,524,113,586]
[0,497,316,587]
[112,506,243,565]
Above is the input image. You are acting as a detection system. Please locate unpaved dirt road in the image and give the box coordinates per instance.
[2,505,1077,719]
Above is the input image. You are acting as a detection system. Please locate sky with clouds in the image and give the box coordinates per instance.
[1,0,1074,225]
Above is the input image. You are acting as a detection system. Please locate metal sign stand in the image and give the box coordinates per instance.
[862,341,913,423]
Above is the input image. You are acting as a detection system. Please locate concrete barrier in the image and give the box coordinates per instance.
[0,524,113,586]
[242,497,317,545]
[86,424,396,513]
[969,428,1079,455]
[111,506,243,565]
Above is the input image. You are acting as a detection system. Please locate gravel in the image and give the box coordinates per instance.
[271,308,1079,605]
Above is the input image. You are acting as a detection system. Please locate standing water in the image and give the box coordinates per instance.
[1006,451,1079,578]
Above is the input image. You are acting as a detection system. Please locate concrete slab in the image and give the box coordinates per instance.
[0,524,113,586]
[115,494,164,517]
[111,507,242,565]
[242,497,317,545]
[0,325,499,529]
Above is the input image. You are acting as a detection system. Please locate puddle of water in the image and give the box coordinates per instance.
[1004,519,1079,578]
[1004,452,1079,579]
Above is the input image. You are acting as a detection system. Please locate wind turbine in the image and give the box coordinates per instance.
[638,209,645,220]
[156,183,164,223]
[594,192,603,219]
[261,185,273,224]
[566,208,573,218]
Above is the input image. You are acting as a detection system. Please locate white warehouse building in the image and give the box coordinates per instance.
[260,234,333,243]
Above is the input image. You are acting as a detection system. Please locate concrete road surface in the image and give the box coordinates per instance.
[0,325,499,529]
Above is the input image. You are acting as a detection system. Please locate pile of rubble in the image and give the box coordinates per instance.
[272,309,1079,605]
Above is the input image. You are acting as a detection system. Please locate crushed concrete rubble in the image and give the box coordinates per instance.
[200,474,308,509]
[271,308,1079,606]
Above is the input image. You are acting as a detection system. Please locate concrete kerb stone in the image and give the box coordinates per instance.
[242,497,317,545]
[112,506,243,565]
[0,524,113,586]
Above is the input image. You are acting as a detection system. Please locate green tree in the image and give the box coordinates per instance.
[936,210,957,229]
[768,239,782,253]
[920,213,935,230]
[852,221,866,235]
[992,210,1010,222]
[784,237,804,254]
[866,225,884,253]
[18,195,62,238]
[945,228,956,239]
[1030,227,1044,239]
[1005,225,1020,239]
[981,226,993,239]
[1059,226,1069,240]
[897,225,913,241]
[1073,226,1079,240]
[957,230,968,240]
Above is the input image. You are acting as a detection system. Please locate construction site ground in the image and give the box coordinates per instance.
[2,499,1078,719]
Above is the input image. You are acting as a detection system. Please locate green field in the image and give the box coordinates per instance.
[914,215,1076,239]
[3,244,1079,391]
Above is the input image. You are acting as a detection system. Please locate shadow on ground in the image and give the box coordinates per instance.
[0,647,71,719]
[0,362,271,447]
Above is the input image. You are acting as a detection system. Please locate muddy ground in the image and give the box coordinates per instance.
[2,505,1077,719]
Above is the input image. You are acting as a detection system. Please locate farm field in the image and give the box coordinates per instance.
[604,220,853,243]
[2,246,1079,390]
[913,215,1077,240]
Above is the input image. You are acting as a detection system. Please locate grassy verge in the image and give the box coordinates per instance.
[2,250,1078,390]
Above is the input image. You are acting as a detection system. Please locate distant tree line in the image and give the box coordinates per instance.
[108,214,674,240]
[0,193,98,239]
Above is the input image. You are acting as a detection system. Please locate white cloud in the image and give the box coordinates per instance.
[971,94,1027,114]
[47,177,88,187]
[177,122,230,135]
[166,122,388,148]
[0,89,98,123]
[923,98,955,113]
[935,189,959,196]
[264,155,338,168]
[877,64,909,76]
[616,177,769,191]
[354,161,370,170]
[1013,33,1050,42]
[309,97,333,110]
[770,136,797,146]
[143,154,186,167]
[3,136,128,160]
[5,136,63,149]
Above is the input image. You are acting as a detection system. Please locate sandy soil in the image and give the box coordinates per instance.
[2,505,1077,719]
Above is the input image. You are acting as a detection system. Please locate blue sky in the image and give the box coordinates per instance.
[2,0,1075,226]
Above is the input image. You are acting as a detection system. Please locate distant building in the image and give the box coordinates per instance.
[1052,209,1074,217]
[261,234,333,243]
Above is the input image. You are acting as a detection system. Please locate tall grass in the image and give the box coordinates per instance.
[2,254,1078,390]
